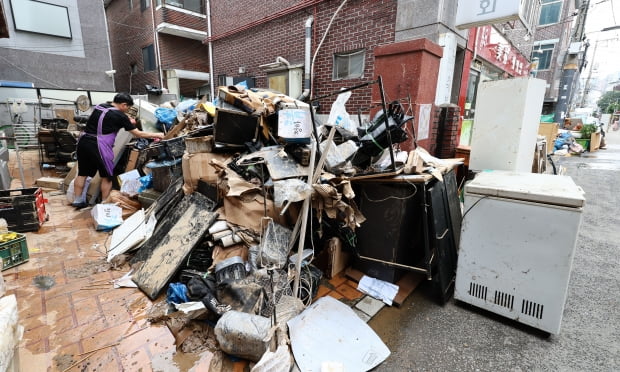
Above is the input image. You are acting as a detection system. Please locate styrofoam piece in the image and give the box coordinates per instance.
[0,295,22,372]
[107,209,147,262]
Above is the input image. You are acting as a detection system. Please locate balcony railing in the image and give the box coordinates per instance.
[158,0,204,14]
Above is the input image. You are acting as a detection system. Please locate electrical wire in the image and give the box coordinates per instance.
[309,0,349,100]
[461,195,490,220]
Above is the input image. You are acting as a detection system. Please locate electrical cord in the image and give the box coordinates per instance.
[461,195,490,220]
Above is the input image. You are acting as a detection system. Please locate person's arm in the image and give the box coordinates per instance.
[128,128,165,140]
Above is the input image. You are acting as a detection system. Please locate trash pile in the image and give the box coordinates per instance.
[97,83,456,370]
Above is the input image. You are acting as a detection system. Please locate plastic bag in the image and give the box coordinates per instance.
[155,107,177,131]
[137,174,153,193]
[176,99,198,114]
[167,282,189,304]
[214,311,273,362]
[66,177,92,203]
[90,203,123,231]
[327,91,355,133]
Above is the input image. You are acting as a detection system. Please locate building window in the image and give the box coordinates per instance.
[333,49,365,80]
[538,0,562,25]
[162,0,204,13]
[9,0,72,39]
[128,0,133,10]
[141,0,150,11]
[142,45,156,72]
[532,43,554,70]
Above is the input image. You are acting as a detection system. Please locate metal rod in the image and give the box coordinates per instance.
[377,75,397,172]
[357,254,429,275]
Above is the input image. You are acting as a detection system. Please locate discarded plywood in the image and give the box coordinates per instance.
[132,192,218,299]
[344,267,424,307]
[35,177,64,190]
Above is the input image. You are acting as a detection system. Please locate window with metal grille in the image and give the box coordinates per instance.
[142,44,156,72]
[538,0,562,25]
[532,43,554,70]
[333,49,365,80]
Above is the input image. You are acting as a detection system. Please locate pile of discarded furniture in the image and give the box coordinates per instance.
[101,79,462,370]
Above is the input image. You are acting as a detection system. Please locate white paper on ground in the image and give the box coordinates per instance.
[174,301,207,319]
[107,209,147,262]
[357,275,399,306]
[113,270,138,288]
[287,296,390,372]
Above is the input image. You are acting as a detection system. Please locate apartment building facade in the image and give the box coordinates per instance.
[105,0,211,99]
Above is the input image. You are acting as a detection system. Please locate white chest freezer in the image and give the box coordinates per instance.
[454,171,585,335]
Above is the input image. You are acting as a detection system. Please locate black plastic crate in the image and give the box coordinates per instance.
[0,188,46,232]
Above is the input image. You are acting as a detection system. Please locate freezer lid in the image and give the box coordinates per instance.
[464,171,585,208]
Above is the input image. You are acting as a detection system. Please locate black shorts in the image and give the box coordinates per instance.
[76,135,113,178]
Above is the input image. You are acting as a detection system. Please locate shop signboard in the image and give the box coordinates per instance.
[475,25,530,77]
[456,0,539,32]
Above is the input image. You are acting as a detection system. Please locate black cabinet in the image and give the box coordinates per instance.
[352,169,461,304]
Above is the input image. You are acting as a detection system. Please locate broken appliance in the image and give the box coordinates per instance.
[454,171,585,335]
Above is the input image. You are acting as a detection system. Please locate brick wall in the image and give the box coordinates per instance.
[210,0,397,115]
[433,104,460,158]
[107,0,210,95]
[107,0,159,94]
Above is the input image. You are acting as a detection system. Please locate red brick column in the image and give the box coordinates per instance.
[372,39,443,152]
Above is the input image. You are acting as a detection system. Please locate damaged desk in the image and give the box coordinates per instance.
[351,168,461,304]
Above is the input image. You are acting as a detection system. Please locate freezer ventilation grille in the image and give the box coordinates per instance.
[493,290,514,310]
[469,282,487,301]
[521,299,544,319]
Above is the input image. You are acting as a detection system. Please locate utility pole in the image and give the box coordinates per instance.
[553,0,591,122]
[580,38,598,107]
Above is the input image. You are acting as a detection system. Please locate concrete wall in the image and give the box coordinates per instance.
[0,0,114,91]
[395,0,468,48]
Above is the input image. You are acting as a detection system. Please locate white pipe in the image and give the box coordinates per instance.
[206,0,215,101]
[298,16,314,101]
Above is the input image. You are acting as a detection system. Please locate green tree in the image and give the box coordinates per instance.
[597,91,620,113]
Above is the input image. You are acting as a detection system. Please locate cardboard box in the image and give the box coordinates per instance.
[35,177,64,190]
[538,123,559,154]
[125,149,140,171]
[314,237,350,279]
[182,152,232,192]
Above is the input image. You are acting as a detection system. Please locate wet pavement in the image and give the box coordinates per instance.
[3,127,619,371]
[369,128,620,371]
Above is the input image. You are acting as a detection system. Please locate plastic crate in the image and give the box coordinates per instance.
[0,233,29,271]
[0,188,47,232]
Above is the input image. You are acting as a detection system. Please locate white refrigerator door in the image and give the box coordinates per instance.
[455,194,582,334]
[469,77,546,172]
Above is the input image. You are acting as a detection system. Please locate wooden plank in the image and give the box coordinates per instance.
[344,267,424,307]
[392,273,424,306]
[132,193,218,299]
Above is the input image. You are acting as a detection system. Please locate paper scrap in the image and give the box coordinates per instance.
[357,275,399,306]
